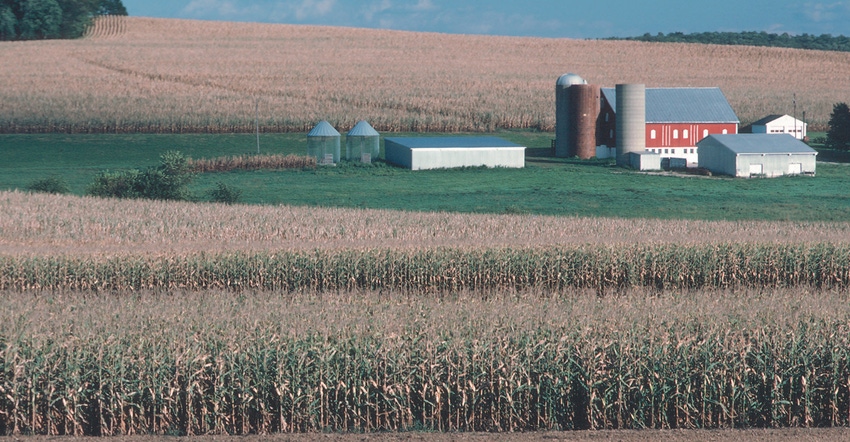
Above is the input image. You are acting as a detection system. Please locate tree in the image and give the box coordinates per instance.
[136,151,195,201]
[0,4,14,39]
[827,102,850,150]
[97,0,126,15]
[57,0,98,39]
[0,0,126,40]
[19,0,62,39]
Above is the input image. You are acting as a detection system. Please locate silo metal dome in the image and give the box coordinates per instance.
[556,73,586,87]
[307,120,341,164]
[345,120,380,163]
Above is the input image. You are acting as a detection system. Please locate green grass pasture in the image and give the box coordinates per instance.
[2,132,848,221]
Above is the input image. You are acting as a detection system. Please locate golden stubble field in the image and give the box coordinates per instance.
[1,16,849,133]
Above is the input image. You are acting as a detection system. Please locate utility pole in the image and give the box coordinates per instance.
[793,93,797,139]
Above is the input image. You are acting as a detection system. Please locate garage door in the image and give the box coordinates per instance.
[788,163,802,174]
[749,164,763,176]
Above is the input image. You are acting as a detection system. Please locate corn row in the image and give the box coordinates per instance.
[1,315,848,435]
[188,154,316,173]
[1,244,848,293]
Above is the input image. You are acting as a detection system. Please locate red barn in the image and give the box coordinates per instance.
[598,87,739,166]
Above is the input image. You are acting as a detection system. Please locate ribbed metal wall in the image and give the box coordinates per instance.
[569,84,601,159]
[615,84,646,157]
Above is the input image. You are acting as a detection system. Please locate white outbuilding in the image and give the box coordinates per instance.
[697,134,817,177]
[384,137,525,170]
[751,114,807,140]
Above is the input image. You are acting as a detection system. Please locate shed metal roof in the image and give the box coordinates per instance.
[698,134,817,155]
[347,120,379,137]
[750,114,786,126]
[384,136,523,149]
[601,87,739,123]
[307,120,340,137]
[750,114,804,126]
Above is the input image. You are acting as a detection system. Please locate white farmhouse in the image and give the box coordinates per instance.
[751,114,807,140]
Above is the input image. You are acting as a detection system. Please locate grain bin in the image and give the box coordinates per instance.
[615,84,646,161]
[568,84,601,159]
[307,120,341,164]
[346,120,380,163]
[555,73,586,157]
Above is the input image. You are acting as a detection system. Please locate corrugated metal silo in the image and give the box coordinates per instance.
[568,83,601,159]
[615,84,646,158]
[346,120,380,163]
[307,120,341,164]
[555,73,586,157]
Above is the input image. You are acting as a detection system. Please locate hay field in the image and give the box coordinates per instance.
[1,16,848,133]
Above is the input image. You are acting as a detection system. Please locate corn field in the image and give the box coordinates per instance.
[3,191,849,258]
[1,17,848,134]
[3,192,850,435]
[188,154,316,173]
[2,289,850,435]
[1,244,849,293]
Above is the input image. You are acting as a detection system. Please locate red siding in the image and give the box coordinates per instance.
[646,123,738,148]
[595,94,738,150]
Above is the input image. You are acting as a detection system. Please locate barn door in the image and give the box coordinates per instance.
[749,163,763,176]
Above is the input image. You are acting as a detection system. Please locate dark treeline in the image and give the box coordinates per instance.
[608,31,850,52]
[0,0,126,41]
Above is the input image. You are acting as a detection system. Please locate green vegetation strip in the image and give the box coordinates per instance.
[2,244,848,292]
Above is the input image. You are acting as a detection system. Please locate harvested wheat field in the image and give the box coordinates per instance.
[1,16,848,133]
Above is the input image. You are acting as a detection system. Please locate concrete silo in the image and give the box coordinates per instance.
[555,73,587,157]
[307,120,341,164]
[346,120,380,163]
[568,84,601,159]
[615,84,646,161]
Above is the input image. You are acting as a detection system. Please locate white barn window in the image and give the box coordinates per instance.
[703,129,709,138]
[650,129,656,139]
[683,129,689,139]
[673,129,679,139]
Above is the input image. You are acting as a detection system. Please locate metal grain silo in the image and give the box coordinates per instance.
[568,83,601,159]
[555,73,586,157]
[345,120,380,163]
[307,120,341,164]
[615,84,646,158]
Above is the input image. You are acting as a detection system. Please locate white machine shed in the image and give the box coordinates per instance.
[697,134,817,177]
[384,137,526,170]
